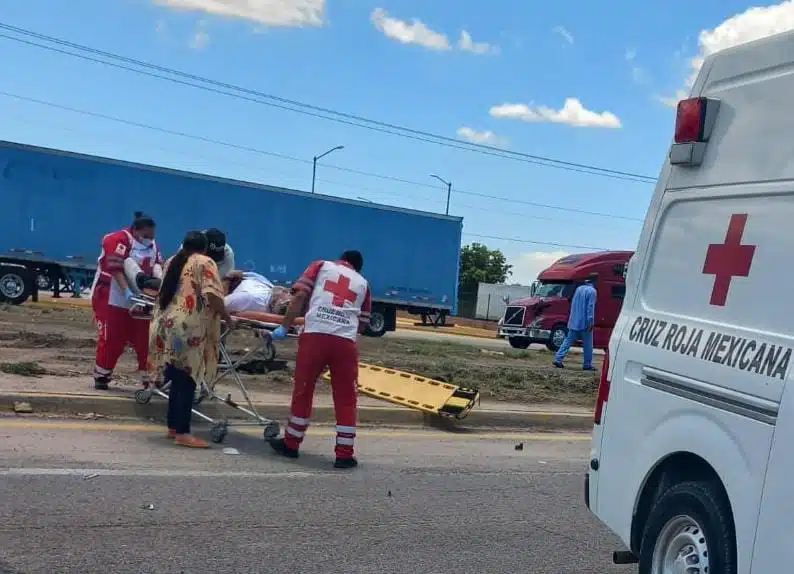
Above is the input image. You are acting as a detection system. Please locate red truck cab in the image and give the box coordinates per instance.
[498,251,633,351]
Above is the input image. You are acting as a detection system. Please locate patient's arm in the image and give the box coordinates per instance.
[280,291,308,330]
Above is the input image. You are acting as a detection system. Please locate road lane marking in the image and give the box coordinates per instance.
[0,468,327,478]
[0,419,590,441]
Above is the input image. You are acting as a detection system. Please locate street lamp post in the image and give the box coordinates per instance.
[312,145,344,194]
[430,174,452,215]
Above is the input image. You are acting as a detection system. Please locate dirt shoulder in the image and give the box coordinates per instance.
[0,303,600,407]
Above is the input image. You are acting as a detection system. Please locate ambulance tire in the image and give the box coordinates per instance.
[0,264,33,306]
[638,480,736,574]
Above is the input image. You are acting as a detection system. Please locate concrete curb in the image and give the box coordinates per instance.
[0,391,593,432]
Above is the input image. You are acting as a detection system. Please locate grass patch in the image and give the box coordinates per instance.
[0,361,49,377]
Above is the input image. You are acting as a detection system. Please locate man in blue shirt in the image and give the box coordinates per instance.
[553,273,597,371]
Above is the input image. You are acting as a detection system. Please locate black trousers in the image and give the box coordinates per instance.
[165,364,197,434]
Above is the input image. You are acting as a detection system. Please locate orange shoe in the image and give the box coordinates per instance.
[166,428,176,439]
[175,434,209,448]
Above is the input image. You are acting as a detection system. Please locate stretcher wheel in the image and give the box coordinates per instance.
[263,341,276,363]
[263,421,280,441]
[134,389,152,405]
[193,388,208,405]
[210,422,228,444]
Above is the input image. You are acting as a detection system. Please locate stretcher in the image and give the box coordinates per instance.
[322,363,481,420]
[128,293,303,444]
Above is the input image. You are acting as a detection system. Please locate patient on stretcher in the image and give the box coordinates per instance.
[126,255,294,319]
[223,272,292,315]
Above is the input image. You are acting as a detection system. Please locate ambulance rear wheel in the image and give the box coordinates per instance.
[546,324,568,352]
[638,480,736,574]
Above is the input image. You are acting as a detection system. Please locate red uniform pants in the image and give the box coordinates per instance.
[284,332,359,459]
[92,284,150,380]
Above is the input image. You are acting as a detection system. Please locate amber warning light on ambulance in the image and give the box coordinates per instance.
[669,96,720,167]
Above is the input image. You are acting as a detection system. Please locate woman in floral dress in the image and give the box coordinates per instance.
[149,231,235,448]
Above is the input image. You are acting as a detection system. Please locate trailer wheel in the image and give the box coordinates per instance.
[0,265,32,305]
[364,309,387,337]
[37,274,52,291]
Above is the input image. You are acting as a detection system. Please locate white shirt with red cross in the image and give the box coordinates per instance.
[92,228,163,309]
[294,260,372,341]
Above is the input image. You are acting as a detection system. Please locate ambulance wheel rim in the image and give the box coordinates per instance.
[650,515,709,574]
[0,273,24,299]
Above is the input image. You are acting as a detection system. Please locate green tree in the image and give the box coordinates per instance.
[459,243,512,289]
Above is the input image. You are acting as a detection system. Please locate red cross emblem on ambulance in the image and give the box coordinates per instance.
[702,213,756,307]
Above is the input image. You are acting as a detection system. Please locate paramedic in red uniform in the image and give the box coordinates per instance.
[91,212,163,390]
[269,250,371,469]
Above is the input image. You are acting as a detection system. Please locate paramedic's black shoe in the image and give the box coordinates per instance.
[552,361,564,369]
[334,457,358,469]
[583,366,597,372]
[94,376,110,390]
[269,437,299,459]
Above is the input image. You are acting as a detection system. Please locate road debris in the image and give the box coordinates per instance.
[12,402,33,414]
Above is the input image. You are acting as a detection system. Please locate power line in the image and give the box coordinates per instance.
[5,99,625,251]
[0,90,644,222]
[0,22,658,185]
[462,233,611,250]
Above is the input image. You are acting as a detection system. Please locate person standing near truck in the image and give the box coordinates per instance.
[91,212,163,390]
[268,250,372,469]
[552,273,597,371]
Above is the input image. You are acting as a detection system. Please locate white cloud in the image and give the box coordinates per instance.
[510,251,570,285]
[553,26,574,45]
[459,30,499,54]
[456,126,508,147]
[623,48,649,84]
[370,9,498,54]
[155,19,168,38]
[489,98,622,129]
[153,0,325,27]
[661,1,794,105]
[189,20,210,49]
[370,8,450,50]
[657,89,688,108]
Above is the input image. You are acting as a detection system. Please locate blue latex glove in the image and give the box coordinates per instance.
[271,326,288,341]
[124,287,135,300]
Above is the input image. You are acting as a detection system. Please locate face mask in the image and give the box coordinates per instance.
[138,238,153,248]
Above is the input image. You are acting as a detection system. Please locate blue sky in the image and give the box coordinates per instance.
[0,0,784,283]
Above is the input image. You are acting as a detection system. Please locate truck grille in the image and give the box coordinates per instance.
[502,306,525,327]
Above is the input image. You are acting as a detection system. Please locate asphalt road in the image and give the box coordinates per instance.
[0,417,629,574]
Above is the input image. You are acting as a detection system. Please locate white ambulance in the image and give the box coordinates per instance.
[585,30,794,574]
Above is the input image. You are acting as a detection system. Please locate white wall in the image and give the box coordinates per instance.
[475,282,533,321]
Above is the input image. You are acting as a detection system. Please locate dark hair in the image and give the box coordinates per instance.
[158,231,208,311]
[341,250,363,272]
[203,228,226,262]
[586,272,599,284]
[132,211,156,230]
